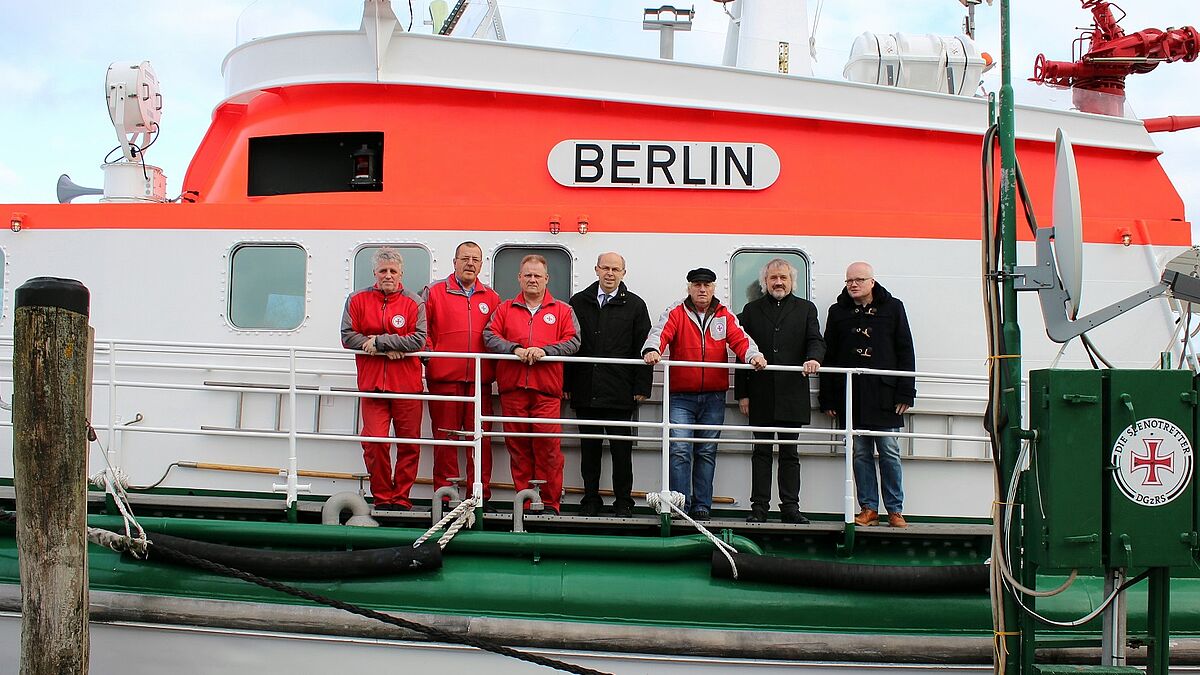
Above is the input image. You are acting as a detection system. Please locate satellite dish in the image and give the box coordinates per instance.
[1016,130,1191,342]
[1052,128,1083,317]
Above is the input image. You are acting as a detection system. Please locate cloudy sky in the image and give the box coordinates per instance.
[1,0,1197,231]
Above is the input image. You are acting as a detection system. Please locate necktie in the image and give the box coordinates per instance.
[600,294,609,307]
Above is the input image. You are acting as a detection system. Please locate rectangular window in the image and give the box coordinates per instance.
[228,244,307,330]
[492,246,572,301]
[353,245,432,293]
[728,249,811,315]
[247,132,383,196]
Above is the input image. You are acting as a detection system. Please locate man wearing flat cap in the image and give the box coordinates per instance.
[643,267,766,520]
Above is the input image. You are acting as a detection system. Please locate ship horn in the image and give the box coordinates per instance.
[56,174,103,204]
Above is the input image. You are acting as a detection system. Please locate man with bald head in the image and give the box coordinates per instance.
[566,252,652,518]
[818,262,916,528]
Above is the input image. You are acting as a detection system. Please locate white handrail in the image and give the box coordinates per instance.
[1,336,997,517]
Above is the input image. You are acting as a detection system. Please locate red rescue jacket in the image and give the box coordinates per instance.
[340,285,427,393]
[422,275,501,385]
[643,298,761,393]
[483,292,581,396]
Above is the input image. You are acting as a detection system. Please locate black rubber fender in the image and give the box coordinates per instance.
[138,531,442,579]
[711,551,987,593]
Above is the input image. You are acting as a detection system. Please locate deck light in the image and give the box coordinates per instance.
[10,213,23,233]
[549,215,561,235]
[350,144,378,189]
[577,215,589,235]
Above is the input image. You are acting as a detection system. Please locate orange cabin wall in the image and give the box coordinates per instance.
[12,83,1189,247]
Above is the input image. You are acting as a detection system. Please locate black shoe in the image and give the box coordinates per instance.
[614,503,634,518]
[745,506,768,523]
[375,503,410,512]
[483,502,500,514]
[689,508,710,521]
[781,507,809,524]
[579,500,601,517]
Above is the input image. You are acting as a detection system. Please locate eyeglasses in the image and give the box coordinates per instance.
[596,266,624,273]
[844,277,873,286]
[455,256,482,264]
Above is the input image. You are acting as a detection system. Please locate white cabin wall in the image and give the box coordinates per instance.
[0,228,1182,518]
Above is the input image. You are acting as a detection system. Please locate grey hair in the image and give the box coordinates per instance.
[372,247,405,271]
[758,258,798,293]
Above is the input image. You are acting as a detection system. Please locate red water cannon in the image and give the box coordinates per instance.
[1032,0,1199,116]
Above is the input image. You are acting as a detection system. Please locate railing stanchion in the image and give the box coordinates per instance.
[273,347,309,521]
[843,372,857,520]
[658,363,672,534]
[473,355,485,527]
[841,371,857,554]
[106,340,118,472]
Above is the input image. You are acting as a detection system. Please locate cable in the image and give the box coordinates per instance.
[0,509,609,675]
[148,539,611,675]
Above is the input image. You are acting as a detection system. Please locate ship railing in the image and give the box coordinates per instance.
[0,337,993,525]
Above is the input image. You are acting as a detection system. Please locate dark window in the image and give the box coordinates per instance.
[248,132,383,195]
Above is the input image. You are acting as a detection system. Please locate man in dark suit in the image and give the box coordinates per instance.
[566,252,653,518]
[734,258,825,524]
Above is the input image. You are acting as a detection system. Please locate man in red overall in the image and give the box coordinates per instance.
[340,248,427,510]
[423,241,502,507]
[483,255,580,514]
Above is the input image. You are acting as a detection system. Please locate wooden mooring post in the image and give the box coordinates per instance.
[13,277,91,674]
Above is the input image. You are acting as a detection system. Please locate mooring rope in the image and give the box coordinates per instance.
[87,466,149,557]
[0,510,610,675]
[646,490,740,580]
[412,496,478,550]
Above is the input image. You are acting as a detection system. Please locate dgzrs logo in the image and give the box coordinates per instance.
[543,313,556,325]
[391,315,406,329]
[1110,417,1193,507]
[478,302,490,315]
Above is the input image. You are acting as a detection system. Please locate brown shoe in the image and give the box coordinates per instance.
[888,513,908,528]
[854,508,878,527]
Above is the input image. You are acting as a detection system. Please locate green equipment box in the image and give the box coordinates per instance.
[1029,369,1197,570]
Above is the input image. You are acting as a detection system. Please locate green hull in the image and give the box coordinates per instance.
[3,512,1199,664]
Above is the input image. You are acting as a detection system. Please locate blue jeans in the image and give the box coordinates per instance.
[852,429,904,513]
[668,392,725,512]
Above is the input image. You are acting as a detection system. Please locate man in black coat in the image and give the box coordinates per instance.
[818,262,916,528]
[734,259,825,524]
[565,252,653,518]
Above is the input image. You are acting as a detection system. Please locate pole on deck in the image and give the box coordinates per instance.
[997,1,1027,672]
[13,277,91,674]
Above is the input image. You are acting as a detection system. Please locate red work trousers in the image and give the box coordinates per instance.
[499,389,564,512]
[360,396,422,507]
[428,380,493,500]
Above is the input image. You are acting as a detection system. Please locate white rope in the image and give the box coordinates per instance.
[413,496,479,550]
[86,525,150,557]
[88,458,149,558]
[809,0,824,61]
[646,491,740,580]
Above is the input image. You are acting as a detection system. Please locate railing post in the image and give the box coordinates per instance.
[843,371,856,523]
[272,347,309,521]
[837,370,857,556]
[658,362,672,534]
[473,355,484,527]
[106,340,117,472]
